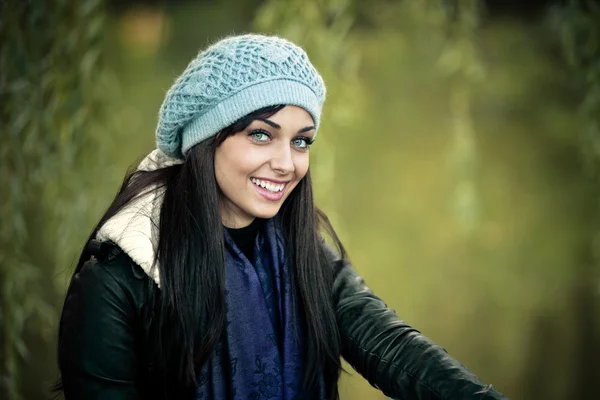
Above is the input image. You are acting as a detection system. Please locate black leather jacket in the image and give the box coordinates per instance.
[58,241,507,399]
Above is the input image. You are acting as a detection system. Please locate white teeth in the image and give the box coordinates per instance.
[251,178,285,193]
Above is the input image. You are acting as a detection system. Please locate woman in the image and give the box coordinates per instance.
[57,34,507,399]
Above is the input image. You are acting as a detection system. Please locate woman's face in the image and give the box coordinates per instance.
[214,105,315,228]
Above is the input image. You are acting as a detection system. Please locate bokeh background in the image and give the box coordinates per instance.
[2,0,599,399]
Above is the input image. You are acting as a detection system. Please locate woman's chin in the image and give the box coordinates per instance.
[246,203,283,220]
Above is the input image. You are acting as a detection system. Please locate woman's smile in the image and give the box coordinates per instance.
[250,177,289,201]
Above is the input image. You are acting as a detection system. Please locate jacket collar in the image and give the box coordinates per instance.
[96,149,182,288]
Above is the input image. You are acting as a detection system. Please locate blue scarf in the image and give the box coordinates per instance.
[195,219,325,399]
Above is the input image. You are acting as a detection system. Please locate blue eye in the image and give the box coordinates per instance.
[292,137,313,149]
[249,129,270,142]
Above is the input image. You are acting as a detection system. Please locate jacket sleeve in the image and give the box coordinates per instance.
[59,256,141,400]
[331,257,508,399]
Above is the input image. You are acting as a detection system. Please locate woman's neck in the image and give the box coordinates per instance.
[226,218,261,260]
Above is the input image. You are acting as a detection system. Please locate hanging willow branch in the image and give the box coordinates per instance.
[549,1,600,267]
[548,2,600,397]
[0,1,107,399]
[551,0,600,178]
[437,0,484,237]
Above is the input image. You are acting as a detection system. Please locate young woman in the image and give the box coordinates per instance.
[57,34,507,400]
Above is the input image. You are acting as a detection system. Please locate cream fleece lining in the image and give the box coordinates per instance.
[96,149,183,288]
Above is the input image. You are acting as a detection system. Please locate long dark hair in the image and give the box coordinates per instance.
[57,105,345,399]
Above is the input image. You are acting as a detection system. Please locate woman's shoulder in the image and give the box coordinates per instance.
[72,240,153,311]
[81,240,148,280]
[319,239,349,279]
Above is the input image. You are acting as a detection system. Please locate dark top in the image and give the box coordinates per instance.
[225,218,261,261]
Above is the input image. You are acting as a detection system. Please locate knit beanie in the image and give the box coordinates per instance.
[156,34,326,159]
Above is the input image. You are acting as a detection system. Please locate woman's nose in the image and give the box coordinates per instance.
[269,145,295,175]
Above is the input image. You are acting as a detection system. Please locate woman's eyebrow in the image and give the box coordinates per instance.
[298,126,315,134]
[257,118,281,129]
[257,118,315,134]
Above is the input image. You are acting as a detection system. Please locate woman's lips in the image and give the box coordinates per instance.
[250,178,287,201]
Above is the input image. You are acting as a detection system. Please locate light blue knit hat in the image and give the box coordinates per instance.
[156,34,326,159]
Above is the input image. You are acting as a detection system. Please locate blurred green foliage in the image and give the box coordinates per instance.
[1,0,599,399]
[546,1,600,397]
[1,1,111,399]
